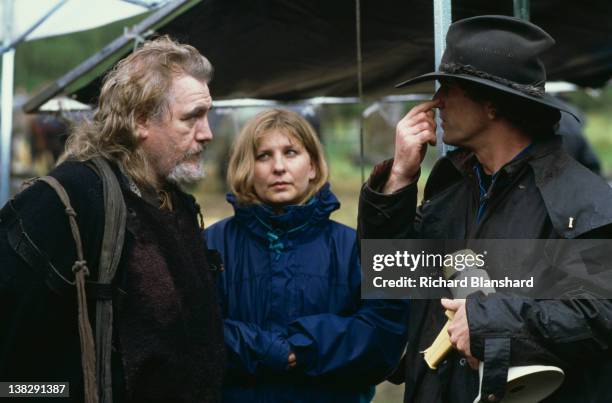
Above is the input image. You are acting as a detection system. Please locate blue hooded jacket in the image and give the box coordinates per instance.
[204,184,410,403]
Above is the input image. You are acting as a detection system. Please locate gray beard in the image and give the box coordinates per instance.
[167,160,206,185]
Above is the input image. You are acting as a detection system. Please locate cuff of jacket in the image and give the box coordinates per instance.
[367,158,419,192]
[361,160,419,219]
[479,338,511,402]
[286,332,314,371]
[467,293,561,367]
[467,292,526,361]
[466,293,512,402]
[261,335,291,371]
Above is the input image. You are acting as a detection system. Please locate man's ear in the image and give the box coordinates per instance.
[136,116,150,140]
[484,102,497,120]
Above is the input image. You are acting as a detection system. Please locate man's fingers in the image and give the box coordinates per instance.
[406,112,436,128]
[415,130,436,147]
[389,99,439,186]
[406,99,441,119]
[398,119,436,139]
[417,120,435,132]
[467,357,480,370]
[441,298,462,311]
[447,331,457,345]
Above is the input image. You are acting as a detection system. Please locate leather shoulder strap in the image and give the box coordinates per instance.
[87,157,127,284]
[85,157,127,403]
[36,175,99,403]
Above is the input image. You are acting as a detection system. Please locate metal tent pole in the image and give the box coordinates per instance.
[433,0,452,156]
[513,0,530,21]
[1,0,15,205]
[0,0,67,54]
[355,0,366,184]
[0,0,68,205]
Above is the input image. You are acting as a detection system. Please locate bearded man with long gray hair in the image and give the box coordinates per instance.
[0,36,225,402]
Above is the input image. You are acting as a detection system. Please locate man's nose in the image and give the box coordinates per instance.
[432,88,445,108]
[195,118,213,142]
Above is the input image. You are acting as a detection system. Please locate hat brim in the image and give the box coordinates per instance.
[396,72,580,122]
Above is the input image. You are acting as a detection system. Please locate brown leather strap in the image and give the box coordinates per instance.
[38,176,99,403]
[87,157,126,403]
[85,282,114,300]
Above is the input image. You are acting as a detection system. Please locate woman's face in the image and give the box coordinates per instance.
[253,130,316,207]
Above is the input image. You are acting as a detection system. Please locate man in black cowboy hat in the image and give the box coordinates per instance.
[358,15,612,403]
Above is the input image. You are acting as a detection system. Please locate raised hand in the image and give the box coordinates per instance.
[383,99,440,194]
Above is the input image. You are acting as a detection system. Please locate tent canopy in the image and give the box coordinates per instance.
[0,0,151,43]
[0,0,153,204]
[24,0,612,112]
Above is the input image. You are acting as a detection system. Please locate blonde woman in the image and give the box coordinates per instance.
[204,109,409,402]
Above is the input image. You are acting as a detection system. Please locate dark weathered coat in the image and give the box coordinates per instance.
[358,137,612,403]
[0,161,225,402]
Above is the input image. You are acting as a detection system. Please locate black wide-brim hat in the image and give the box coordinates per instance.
[396,15,577,120]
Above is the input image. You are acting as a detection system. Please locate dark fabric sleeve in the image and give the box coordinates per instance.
[0,162,104,383]
[467,293,612,366]
[4,161,105,285]
[357,159,420,240]
[386,354,407,385]
[466,293,612,400]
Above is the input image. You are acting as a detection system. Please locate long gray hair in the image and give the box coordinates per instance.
[60,35,213,188]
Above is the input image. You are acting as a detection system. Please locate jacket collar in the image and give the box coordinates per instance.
[438,136,612,238]
[227,183,340,240]
[528,141,612,238]
[446,136,560,178]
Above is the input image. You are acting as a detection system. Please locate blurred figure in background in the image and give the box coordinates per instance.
[29,115,70,174]
[554,97,602,175]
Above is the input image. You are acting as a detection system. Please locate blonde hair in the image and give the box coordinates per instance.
[228,109,328,205]
[59,35,213,187]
